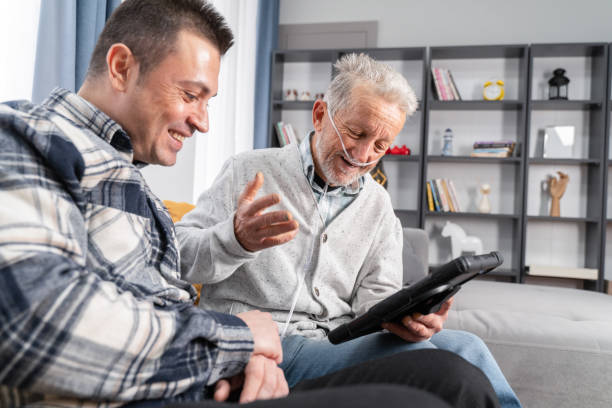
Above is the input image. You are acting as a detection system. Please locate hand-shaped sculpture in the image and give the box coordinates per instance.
[548,171,569,217]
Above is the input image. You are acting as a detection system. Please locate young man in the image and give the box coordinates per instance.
[0,1,499,407]
[177,54,521,408]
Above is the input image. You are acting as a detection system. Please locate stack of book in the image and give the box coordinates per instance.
[470,141,516,158]
[274,122,298,146]
[431,67,461,101]
[426,179,461,212]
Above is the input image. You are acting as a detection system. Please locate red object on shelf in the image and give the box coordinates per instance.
[386,144,411,155]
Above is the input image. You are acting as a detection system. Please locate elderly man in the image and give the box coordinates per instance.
[0,1,501,407]
[177,53,521,408]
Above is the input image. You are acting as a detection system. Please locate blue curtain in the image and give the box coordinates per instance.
[32,0,120,103]
[253,0,279,149]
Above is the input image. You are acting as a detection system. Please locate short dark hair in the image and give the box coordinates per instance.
[87,0,233,80]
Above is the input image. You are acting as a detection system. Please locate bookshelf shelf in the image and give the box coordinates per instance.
[428,267,518,279]
[527,215,600,223]
[267,42,612,292]
[428,155,521,164]
[382,155,419,162]
[528,158,601,165]
[530,100,602,110]
[430,100,523,111]
[426,211,520,220]
[272,100,315,110]
[431,44,526,59]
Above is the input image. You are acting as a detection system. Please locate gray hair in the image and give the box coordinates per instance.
[323,53,418,118]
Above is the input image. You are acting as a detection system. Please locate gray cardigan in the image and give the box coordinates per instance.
[176,144,403,339]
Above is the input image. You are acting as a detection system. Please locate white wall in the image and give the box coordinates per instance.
[155,0,612,204]
[279,0,612,46]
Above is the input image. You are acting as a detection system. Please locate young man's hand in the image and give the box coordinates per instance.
[381,297,453,342]
[213,355,289,403]
[237,310,283,363]
[214,310,288,403]
[234,172,299,252]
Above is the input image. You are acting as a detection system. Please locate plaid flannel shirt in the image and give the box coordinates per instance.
[298,132,364,226]
[0,88,253,407]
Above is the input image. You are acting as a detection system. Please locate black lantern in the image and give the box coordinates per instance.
[548,68,569,100]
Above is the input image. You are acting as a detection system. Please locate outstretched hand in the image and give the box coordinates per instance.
[234,172,299,252]
[381,297,453,342]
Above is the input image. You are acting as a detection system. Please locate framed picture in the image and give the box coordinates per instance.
[543,125,575,158]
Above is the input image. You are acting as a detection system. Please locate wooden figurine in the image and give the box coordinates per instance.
[548,171,569,217]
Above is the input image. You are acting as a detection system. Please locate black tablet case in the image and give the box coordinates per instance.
[328,251,503,344]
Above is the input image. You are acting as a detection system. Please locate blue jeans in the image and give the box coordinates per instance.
[280,329,521,408]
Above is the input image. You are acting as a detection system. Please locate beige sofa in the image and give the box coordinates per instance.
[402,228,612,408]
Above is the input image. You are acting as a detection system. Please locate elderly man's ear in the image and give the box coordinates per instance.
[106,43,138,92]
[312,99,326,132]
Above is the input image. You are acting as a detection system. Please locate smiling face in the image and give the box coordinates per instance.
[311,86,406,186]
[120,30,221,166]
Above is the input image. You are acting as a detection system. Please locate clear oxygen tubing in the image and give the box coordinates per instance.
[280,182,329,338]
[328,111,378,167]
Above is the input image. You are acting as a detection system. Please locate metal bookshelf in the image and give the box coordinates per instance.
[266,43,612,292]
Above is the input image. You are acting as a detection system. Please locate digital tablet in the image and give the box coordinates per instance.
[328,251,503,344]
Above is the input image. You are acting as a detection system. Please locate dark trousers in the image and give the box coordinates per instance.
[292,349,500,408]
[165,349,500,408]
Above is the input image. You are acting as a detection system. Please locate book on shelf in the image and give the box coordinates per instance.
[428,178,461,212]
[274,122,286,146]
[274,122,298,146]
[431,68,444,101]
[434,179,450,211]
[426,182,435,211]
[471,141,516,157]
[441,68,460,101]
[431,67,461,101]
[432,67,451,101]
[439,69,454,101]
[527,265,598,280]
[428,180,441,212]
[286,123,298,144]
[473,140,516,149]
[446,69,462,100]
[440,180,455,212]
[447,180,461,212]
[470,149,512,158]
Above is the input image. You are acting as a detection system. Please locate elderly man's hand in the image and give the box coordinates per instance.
[381,297,453,342]
[213,355,289,403]
[234,172,299,252]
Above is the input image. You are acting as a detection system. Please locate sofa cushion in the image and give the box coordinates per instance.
[163,200,195,223]
[447,280,612,408]
[163,200,200,303]
[402,228,428,284]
